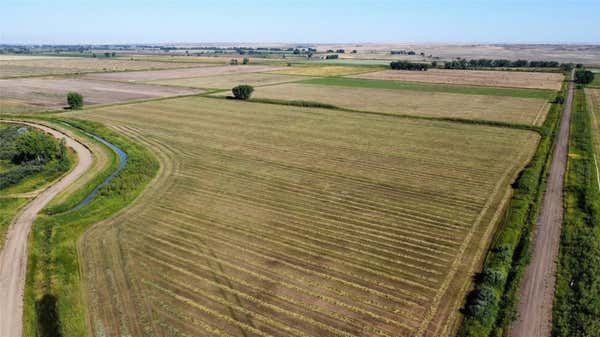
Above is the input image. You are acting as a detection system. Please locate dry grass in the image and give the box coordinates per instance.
[230,83,550,126]
[66,96,539,337]
[269,65,382,77]
[83,65,284,82]
[0,57,204,78]
[0,99,38,114]
[351,69,564,90]
[149,72,312,89]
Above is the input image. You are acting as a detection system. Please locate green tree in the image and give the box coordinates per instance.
[242,57,249,65]
[232,85,254,100]
[575,70,595,84]
[67,92,84,109]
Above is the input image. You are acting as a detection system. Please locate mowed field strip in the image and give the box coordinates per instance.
[587,88,600,185]
[83,65,284,82]
[351,68,564,90]
[221,83,551,125]
[0,56,207,78]
[0,77,202,112]
[66,96,539,337]
[148,72,313,90]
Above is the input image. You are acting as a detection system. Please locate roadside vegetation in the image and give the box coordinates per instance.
[22,118,158,337]
[458,78,566,337]
[0,123,71,193]
[552,86,600,337]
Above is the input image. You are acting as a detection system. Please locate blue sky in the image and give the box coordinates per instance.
[1,0,599,44]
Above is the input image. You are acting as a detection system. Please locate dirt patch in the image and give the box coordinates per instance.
[83,65,284,82]
[0,78,202,111]
[351,69,563,90]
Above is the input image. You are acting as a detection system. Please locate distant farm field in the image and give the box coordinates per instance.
[228,83,551,125]
[83,65,283,82]
[149,72,311,89]
[351,69,564,90]
[66,96,539,337]
[302,77,555,99]
[269,65,382,77]
[0,78,201,112]
[0,57,204,78]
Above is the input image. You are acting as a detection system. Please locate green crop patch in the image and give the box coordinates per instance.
[302,77,556,99]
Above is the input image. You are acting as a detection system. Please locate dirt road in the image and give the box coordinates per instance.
[0,121,93,337]
[511,71,574,337]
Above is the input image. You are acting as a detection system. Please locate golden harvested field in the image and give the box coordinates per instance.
[269,65,383,77]
[235,83,550,125]
[149,72,312,89]
[350,69,564,90]
[66,96,539,337]
[0,57,204,78]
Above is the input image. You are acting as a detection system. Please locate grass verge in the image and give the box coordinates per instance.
[302,77,556,99]
[22,118,159,337]
[552,87,600,337]
[0,198,30,250]
[458,78,566,337]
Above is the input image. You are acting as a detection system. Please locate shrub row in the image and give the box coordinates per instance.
[552,87,600,337]
[390,60,429,71]
[458,79,566,337]
[444,58,568,70]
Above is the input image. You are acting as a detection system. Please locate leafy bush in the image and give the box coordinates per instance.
[575,69,595,84]
[242,57,249,65]
[12,131,60,164]
[67,92,83,109]
[232,85,254,100]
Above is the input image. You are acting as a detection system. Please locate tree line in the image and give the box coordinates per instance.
[443,58,569,70]
[390,60,429,71]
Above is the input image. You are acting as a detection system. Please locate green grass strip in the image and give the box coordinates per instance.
[552,87,600,337]
[22,118,159,337]
[301,77,556,99]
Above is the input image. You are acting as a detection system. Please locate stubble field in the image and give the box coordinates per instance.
[227,83,551,125]
[0,78,202,112]
[65,96,539,337]
[0,56,207,78]
[148,72,312,90]
[83,65,284,82]
[350,69,564,90]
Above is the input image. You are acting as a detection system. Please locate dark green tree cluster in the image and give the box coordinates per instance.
[444,58,563,69]
[67,92,83,109]
[232,85,254,100]
[0,126,69,190]
[575,69,595,84]
[325,54,339,59]
[390,61,429,71]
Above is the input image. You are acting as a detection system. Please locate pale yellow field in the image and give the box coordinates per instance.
[228,83,550,125]
[149,72,312,89]
[269,65,383,77]
[351,69,564,90]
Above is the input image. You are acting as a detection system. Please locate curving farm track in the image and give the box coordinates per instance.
[0,121,93,337]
